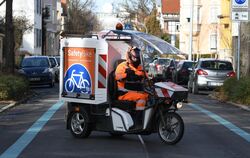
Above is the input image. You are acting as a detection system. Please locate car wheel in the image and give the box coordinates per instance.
[69,109,91,138]
[50,77,55,88]
[192,81,198,94]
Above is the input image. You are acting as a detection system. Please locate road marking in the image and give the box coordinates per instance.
[138,135,149,158]
[0,101,64,158]
[189,103,250,143]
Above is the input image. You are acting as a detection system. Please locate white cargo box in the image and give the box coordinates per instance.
[59,36,110,104]
[59,35,130,104]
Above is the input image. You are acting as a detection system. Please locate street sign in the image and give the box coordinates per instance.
[232,0,248,8]
[232,11,249,21]
[231,0,250,21]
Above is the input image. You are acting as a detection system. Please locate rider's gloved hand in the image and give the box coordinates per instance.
[126,68,143,81]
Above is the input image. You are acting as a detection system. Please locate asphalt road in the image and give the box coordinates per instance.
[0,84,250,158]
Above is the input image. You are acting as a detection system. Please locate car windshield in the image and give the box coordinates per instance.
[55,57,60,66]
[49,58,56,66]
[21,58,49,67]
[158,59,171,65]
[183,62,195,69]
[200,60,233,70]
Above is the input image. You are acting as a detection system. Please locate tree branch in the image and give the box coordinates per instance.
[0,0,6,6]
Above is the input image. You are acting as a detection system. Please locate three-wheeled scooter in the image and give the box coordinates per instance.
[59,30,188,145]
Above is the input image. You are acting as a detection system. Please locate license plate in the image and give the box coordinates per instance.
[29,78,40,81]
[208,82,223,86]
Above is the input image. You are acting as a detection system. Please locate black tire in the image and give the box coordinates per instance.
[69,109,91,138]
[158,112,184,145]
[50,77,55,88]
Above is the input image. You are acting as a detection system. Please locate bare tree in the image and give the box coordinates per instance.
[64,0,100,35]
[13,15,33,52]
[116,0,154,28]
[2,0,14,74]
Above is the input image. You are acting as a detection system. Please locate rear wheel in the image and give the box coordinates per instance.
[69,109,91,138]
[158,112,184,145]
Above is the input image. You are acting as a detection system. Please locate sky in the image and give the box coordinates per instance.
[93,0,161,13]
[94,0,120,13]
[93,0,161,30]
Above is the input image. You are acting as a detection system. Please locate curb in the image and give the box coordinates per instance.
[0,101,17,113]
[0,92,37,113]
[227,101,250,112]
[209,94,250,112]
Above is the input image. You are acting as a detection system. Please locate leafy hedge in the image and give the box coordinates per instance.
[217,76,250,105]
[0,75,29,101]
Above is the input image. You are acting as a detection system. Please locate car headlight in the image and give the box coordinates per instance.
[42,68,50,73]
[18,69,26,74]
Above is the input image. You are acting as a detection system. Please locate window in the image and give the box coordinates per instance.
[44,4,52,22]
[34,29,42,48]
[210,34,217,51]
[168,21,179,34]
[210,7,218,23]
[36,0,41,14]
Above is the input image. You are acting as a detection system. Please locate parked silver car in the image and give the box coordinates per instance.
[148,58,176,80]
[188,58,235,94]
[49,56,60,82]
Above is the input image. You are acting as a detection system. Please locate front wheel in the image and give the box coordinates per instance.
[69,109,91,138]
[158,112,184,145]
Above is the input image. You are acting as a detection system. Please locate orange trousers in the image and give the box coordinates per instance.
[118,91,149,110]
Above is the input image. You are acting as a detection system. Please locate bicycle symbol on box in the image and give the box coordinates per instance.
[64,64,92,94]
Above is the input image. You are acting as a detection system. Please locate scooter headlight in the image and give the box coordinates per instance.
[176,102,183,109]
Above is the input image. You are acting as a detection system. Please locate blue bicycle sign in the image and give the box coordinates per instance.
[64,64,92,94]
[235,0,246,4]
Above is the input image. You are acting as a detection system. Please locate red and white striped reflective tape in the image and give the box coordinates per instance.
[98,54,107,88]
[155,88,173,98]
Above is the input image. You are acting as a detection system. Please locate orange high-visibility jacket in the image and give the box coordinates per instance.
[115,61,145,92]
[115,61,148,110]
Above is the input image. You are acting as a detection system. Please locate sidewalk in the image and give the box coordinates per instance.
[0,101,17,113]
[0,92,37,113]
[209,93,250,112]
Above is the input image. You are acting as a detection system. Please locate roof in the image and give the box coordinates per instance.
[161,0,180,14]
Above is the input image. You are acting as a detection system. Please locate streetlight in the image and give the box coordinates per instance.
[188,0,194,61]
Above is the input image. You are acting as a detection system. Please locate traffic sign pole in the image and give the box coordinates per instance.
[237,22,241,80]
[231,0,249,80]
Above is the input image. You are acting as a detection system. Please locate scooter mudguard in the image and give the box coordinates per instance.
[155,82,188,101]
[106,108,134,132]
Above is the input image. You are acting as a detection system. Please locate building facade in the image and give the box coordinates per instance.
[42,0,62,56]
[159,0,180,46]
[179,0,232,61]
[0,0,62,57]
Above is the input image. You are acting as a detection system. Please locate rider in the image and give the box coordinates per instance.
[115,46,148,110]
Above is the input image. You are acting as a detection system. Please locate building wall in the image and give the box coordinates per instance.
[180,0,230,60]
[218,0,232,61]
[43,0,61,56]
[0,0,42,55]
